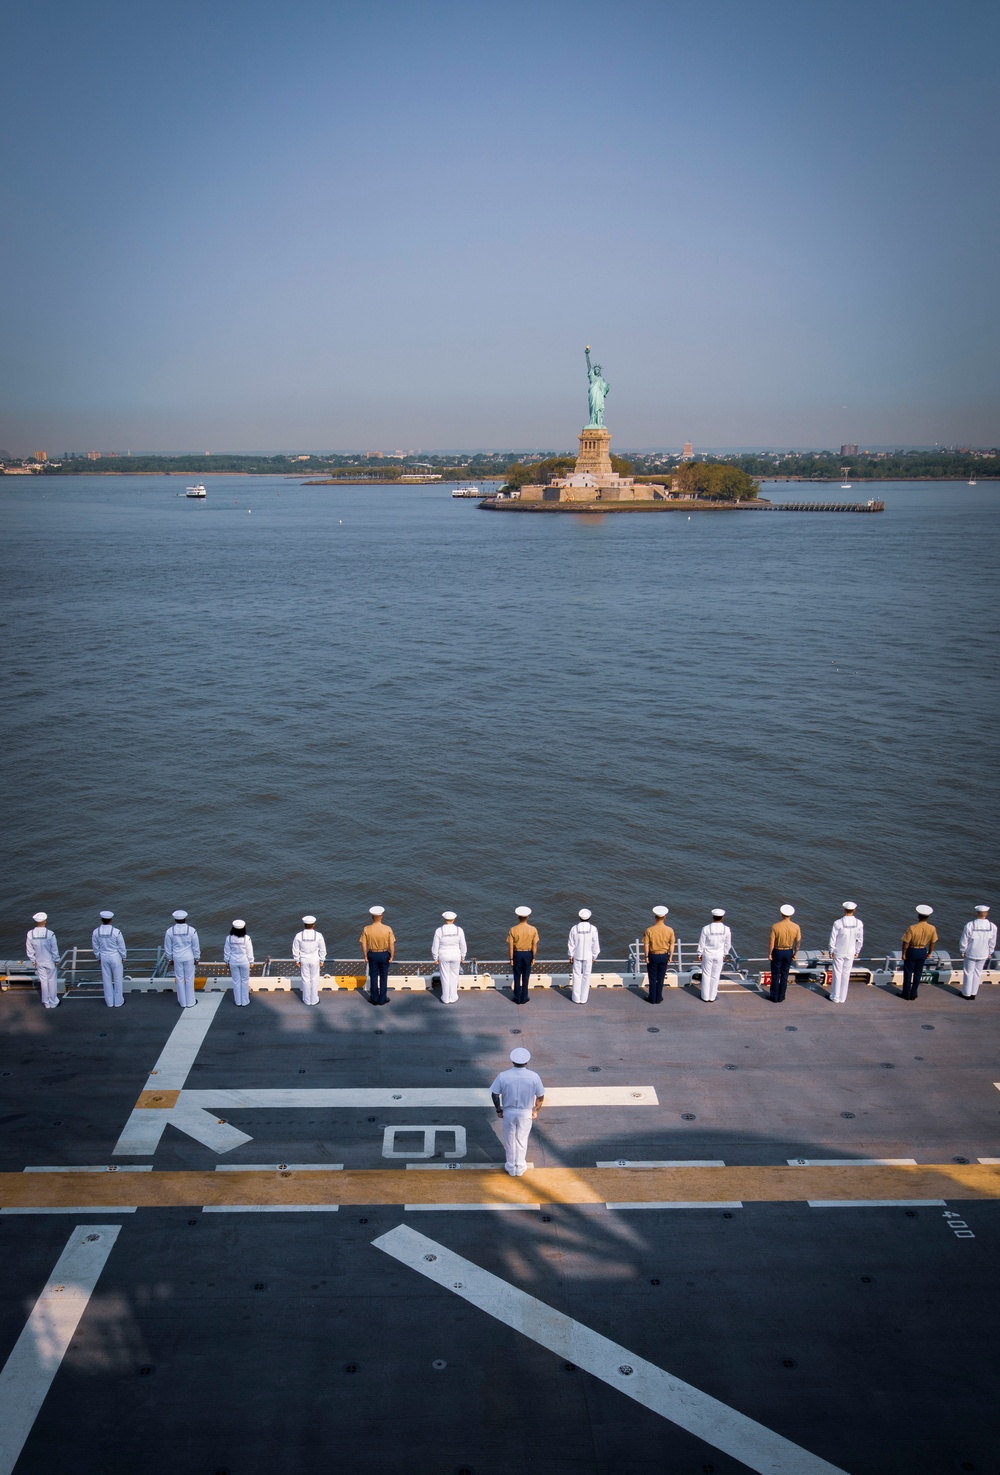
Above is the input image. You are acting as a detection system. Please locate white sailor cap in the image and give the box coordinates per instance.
[652,905,669,917]
[975,904,990,913]
[302,915,317,926]
[578,908,592,920]
[32,911,47,923]
[442,910,457,921]
[370,905,385,916]
[232,919,246,929]
[711,908,726,918]
[780,904,795,917]
[510,1047,531,1064]
[172,909,188,921]
[99,910,114,920]
[915,904,934,916]
[515,906,532,917]
[842,901,858,911]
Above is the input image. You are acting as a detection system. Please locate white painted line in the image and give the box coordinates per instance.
[977,1157,1000,1164]
[177,1085,658,1108]
[374,1224,848,1475]
[607,1201,743,1211]
[23,1166,153,1173]
[807,1199,946,1208]
[406,1162,527,1171]
[0,1224,121,1475]
[213,1163,344,1171]
[0,1208,137,1216]
[403,1203,541,1212]
[202,1204,341,1213]
[787,1158,917,1167]
[598,1160,726,1168]
[113,993,225,1156]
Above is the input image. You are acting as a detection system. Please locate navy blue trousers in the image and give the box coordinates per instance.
[367,950,391,1003]
[646,953,670,1003]
[901,947,929,999]
[770,949,794,1002]
[511,950,533,1002]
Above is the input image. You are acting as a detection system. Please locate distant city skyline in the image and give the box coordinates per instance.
[2,0,998,451]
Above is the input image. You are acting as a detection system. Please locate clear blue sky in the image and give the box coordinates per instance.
[2,0,998,452]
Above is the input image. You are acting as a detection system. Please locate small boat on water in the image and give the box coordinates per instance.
[185,484,207,498]
[451,484,482,498]
[840,483,852,489]
[969,477,977,485]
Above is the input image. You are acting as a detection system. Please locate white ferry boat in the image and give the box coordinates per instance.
[185,483,207,498]
[451,484,482,498]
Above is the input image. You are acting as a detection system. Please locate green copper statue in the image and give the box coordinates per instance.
[585,346,609,428]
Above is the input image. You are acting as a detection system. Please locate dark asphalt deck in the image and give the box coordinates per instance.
[1,980,998,1474]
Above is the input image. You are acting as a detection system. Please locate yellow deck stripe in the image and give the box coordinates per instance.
[135,1089,181,1108]
[1,1164,998,1210]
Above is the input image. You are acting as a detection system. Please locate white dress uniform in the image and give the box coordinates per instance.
[432,916,467,1004]
[490,1062,545,1175]
[224,927,255,1006]
[698,918,731,1001]
[26,917,60,1007]
[568,914,601,1003]
[829,911,864,1003]
[91,917,126,1007]
[164,916,201,1007]
[292,920,326,1005]
[960,912,997,998]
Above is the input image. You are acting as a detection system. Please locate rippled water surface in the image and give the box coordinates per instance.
[2,475,997,959]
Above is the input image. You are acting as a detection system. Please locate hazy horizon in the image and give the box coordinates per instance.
[3,0,998,452]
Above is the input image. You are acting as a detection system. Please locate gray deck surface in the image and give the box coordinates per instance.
[1,978,998,1474]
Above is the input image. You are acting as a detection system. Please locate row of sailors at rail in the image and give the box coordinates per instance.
[24,901,998,1011]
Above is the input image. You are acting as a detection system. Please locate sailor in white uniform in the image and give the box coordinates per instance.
[491,1048,545,1176]
[292,915,326,1006]
[829,901,864,1004]
[567,909,600,1003]
[165,911,201,1008]
[960,905,997,999]
[224,919,254,1006]
[91,910,126,1007]
[698,909,731,1002]
[432,911,467,1004]
[26,912,60,1008]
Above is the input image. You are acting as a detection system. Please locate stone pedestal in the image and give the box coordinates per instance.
[575,427,613,479]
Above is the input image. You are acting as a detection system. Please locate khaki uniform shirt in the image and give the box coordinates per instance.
[507,922,539,956]
[902,921,938,952]
[769,919,802,952]
[361,922,395,953]
[643,923,675,957]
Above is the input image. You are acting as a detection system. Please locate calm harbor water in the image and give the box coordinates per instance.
[1,475,997,961]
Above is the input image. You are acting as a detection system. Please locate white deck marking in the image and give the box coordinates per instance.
[607,1201,743,1211]
[807,1199,946,1208]
[1,1208,137,1216]
[113,994,225,1155]
[403,1203,541,1212]
[787,1158,917,1167]
[598,1159,726,1168]
[406,1162,528,1170]
[23,1166,153,1173]
[213,1163,344,1171]
[374,1224,848,1475]
[977,1157,1000,1164]
[202,1205,340,1213]
[0,1224,121,1475]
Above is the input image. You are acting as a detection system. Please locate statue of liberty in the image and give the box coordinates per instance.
[584,346,609,428]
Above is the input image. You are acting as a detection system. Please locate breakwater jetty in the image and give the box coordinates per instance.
[479,496,885,514]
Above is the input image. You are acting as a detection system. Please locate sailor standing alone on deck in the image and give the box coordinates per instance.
[507,906,538,1004]
[432,911,466,1004]
[900,905,937,1000]
[361,906,395,1005]
[567,909,601,1003]
[768,904,801,1004]
[26,912,60,1008]
[698,909,731,1002]
[491,1047,545,1176]
[292,916,326,1006]
[960,905,996,999]
[92,910,127,1008]
[165,910,200,1008]
[225,919,255,1006]
[829,902,863,1004]
[643,906,675,1004]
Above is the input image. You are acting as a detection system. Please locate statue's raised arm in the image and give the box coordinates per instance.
[584,346,609,429]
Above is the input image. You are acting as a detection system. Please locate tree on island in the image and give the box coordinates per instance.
[502,456,575,489]
[673,463,759,501]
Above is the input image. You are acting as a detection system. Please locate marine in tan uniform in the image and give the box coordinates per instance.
[643,906,675,1004]
[361,905,396,1005]
[507,906,539,1004]
[768,904,802,1003]
[900,904,938,1000]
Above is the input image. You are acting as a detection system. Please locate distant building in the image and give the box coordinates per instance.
[680,441,694,461]
[840,443,859,456]
[33,450,46,462]
[86,451,101,460]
